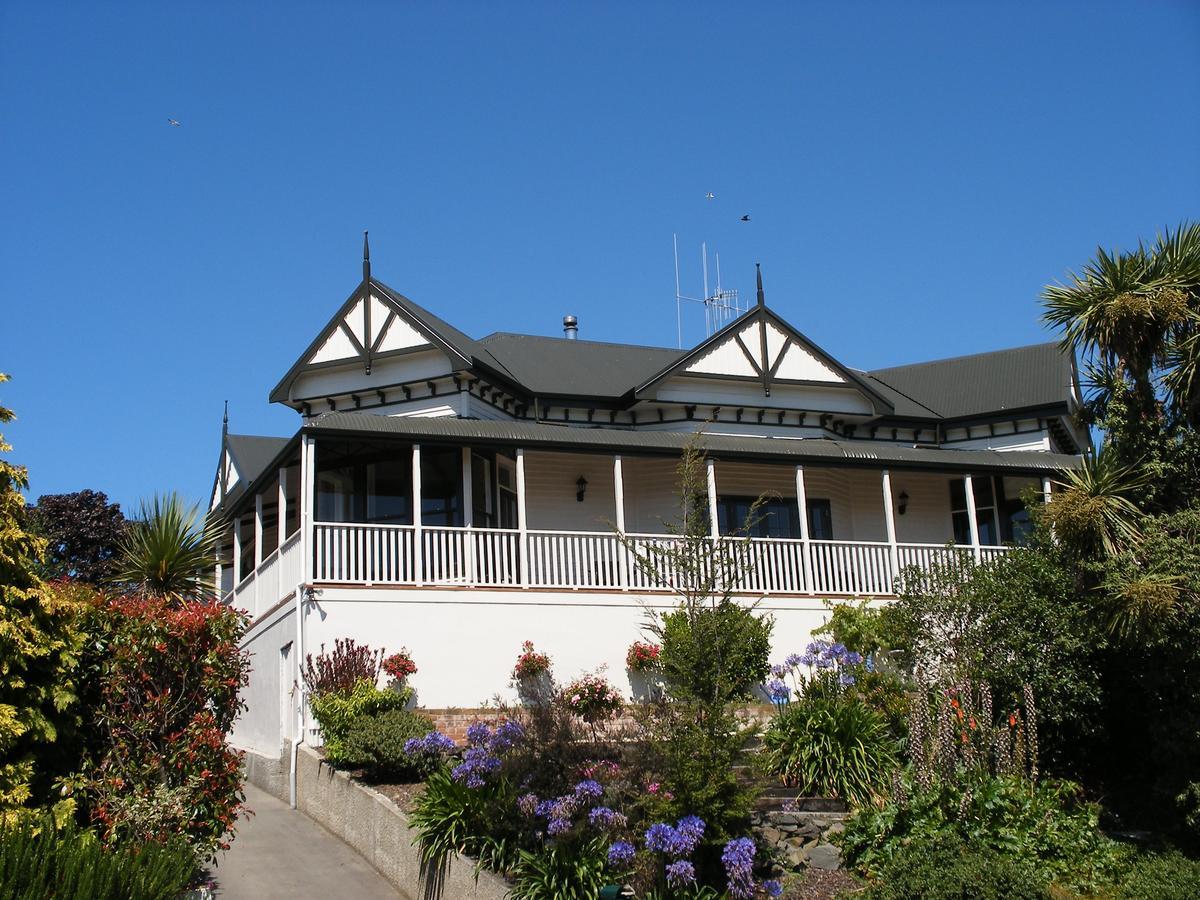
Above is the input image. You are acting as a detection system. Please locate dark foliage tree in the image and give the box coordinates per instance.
[27,490,127,584]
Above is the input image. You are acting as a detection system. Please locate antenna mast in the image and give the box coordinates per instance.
[673,237,745,348]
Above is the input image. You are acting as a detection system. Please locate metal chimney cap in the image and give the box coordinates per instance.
[563,315,579,339]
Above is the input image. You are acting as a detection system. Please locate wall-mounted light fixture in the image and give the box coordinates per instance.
[897,491,909,515]
[576,475,588,502]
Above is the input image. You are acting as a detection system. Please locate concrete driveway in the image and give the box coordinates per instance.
[211,782,407,899]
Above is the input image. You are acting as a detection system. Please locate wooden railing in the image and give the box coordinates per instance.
[223,524,1013,614]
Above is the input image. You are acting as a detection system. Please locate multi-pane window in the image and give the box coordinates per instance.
[950,477,998,545]
[715,496,832,540]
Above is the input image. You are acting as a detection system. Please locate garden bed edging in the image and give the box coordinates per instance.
[241,743,509,900]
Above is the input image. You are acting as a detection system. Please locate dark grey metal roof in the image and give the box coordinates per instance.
[227,435,290,484]
[303,412,1077,474]
[868,342,1072,420]
[478,332,684,398]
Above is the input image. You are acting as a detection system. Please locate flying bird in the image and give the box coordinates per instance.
[167,118,181,127]
[705,192,715,200]
[740,214,751,222]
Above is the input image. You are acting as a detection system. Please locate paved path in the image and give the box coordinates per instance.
[211,782,406,900]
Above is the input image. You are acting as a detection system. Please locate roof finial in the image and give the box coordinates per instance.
[756,262,765,307]
[220,401,229,509]
[222,400,229,432]
[362,230,371,283]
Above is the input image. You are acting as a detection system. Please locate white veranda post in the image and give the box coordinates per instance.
[881,469,899,586]
[412,444,423,585]
[963,473,983,562]
[795,465,811,593]
[277,467,288,552]
[461,447,475,585]
[613,455,627,589]
[232,514,242,585]
[705,458,720,540]
[516,448,529,587]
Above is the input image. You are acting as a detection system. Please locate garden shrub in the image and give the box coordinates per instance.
[659,598,772,704]
[856,833,1049,900]
[0,383,85,822]
[302,637,384,698]
[308,679,409,765]
[841,772,1125,893]
[761,694,896,805]
[0,815,195,900]
[1114,851,1200,900]
[74,591,249,862]
[889,542,1107,779]
[337,708,435,780]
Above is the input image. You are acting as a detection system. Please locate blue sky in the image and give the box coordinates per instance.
[2,1,1198,512]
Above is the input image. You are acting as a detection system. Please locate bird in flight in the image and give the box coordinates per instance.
[167,118,181,127]
[740,214,751,222]
[705,192,715,200]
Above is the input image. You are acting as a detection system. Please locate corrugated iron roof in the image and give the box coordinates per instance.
[303,412,1077,474]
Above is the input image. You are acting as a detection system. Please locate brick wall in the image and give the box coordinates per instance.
[421,703,777,744]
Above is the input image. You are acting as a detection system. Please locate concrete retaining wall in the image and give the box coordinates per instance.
[242,744,509,900]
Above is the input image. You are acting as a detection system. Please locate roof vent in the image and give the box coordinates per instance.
[563,315,578,340]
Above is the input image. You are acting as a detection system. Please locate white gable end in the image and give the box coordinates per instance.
[685,325,758,377]
[311,322,360,363]
[375,312,429,353]
[774,341,844,383]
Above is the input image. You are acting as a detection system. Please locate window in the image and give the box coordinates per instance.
[950,477,999,545]
[315,439,414,525]
[715,496,833,540]
[420,447,463,527]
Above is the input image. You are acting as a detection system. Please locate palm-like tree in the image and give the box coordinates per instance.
[1043,222,1200,428]
[1048,443,1148,558]
[114,492,218,602]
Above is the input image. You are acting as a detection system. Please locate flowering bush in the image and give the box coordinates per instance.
[381,649,417,684]
[308,679,408,764]
[76,591,249,862]
[451,720,526,788]
[513,640,552,680]
[302,638,383,698]
[625,640,661,673]
[562,673,623,725]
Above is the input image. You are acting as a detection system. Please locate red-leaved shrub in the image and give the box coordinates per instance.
[77,591,249,861]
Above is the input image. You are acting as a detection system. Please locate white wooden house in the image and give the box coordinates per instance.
[217,240,1085,755]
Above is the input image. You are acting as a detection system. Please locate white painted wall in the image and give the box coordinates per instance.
[653,378,875,415]
[289,348,454,404]
[231,606,297,757]
[297,586,836,710]
[523,451,619,532]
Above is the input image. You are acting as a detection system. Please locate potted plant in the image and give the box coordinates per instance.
[512,640,553,705]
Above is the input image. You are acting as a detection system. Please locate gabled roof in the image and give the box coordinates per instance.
[478,333,683,399]
[269,276,505,404]
[868,341,1072,420]
[633,304,895,415]
[227,435,290,484]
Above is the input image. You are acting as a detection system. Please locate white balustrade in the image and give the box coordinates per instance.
[298,522,1012,598]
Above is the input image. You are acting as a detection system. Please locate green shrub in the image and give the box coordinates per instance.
[0,816,195,900]
[858,834,1048,900]
[761,694,897,805]
[508,837,609,900]
[337,709,435,780]
[308,679,409,764]
[1115,851,1200,900]
[659,598,772,704]
[409,767,520,875]
[841,772,1126,894]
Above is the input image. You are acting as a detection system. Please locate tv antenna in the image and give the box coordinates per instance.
[674,234,745,348]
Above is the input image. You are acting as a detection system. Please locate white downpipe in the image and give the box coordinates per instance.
[289,581,305,809]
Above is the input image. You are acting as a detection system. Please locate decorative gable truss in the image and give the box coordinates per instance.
[635,305,894,415]
[307,291,435,370]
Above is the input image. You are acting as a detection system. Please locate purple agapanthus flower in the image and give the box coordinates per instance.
[798,652,817,667]
[573,779,603,801]
[722,837,757,900]
[766,678,791,703]
[607,840,636,867]
[839,672,856,686]
[665,859,697,888]
[465,721,491,745]
[588,806,626,829]
[644,822,675,854]
[517,793,539,816]
[784,652,803,668]
[769,663,788,678]
[547,817,572,835]
[763,879,784,897]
